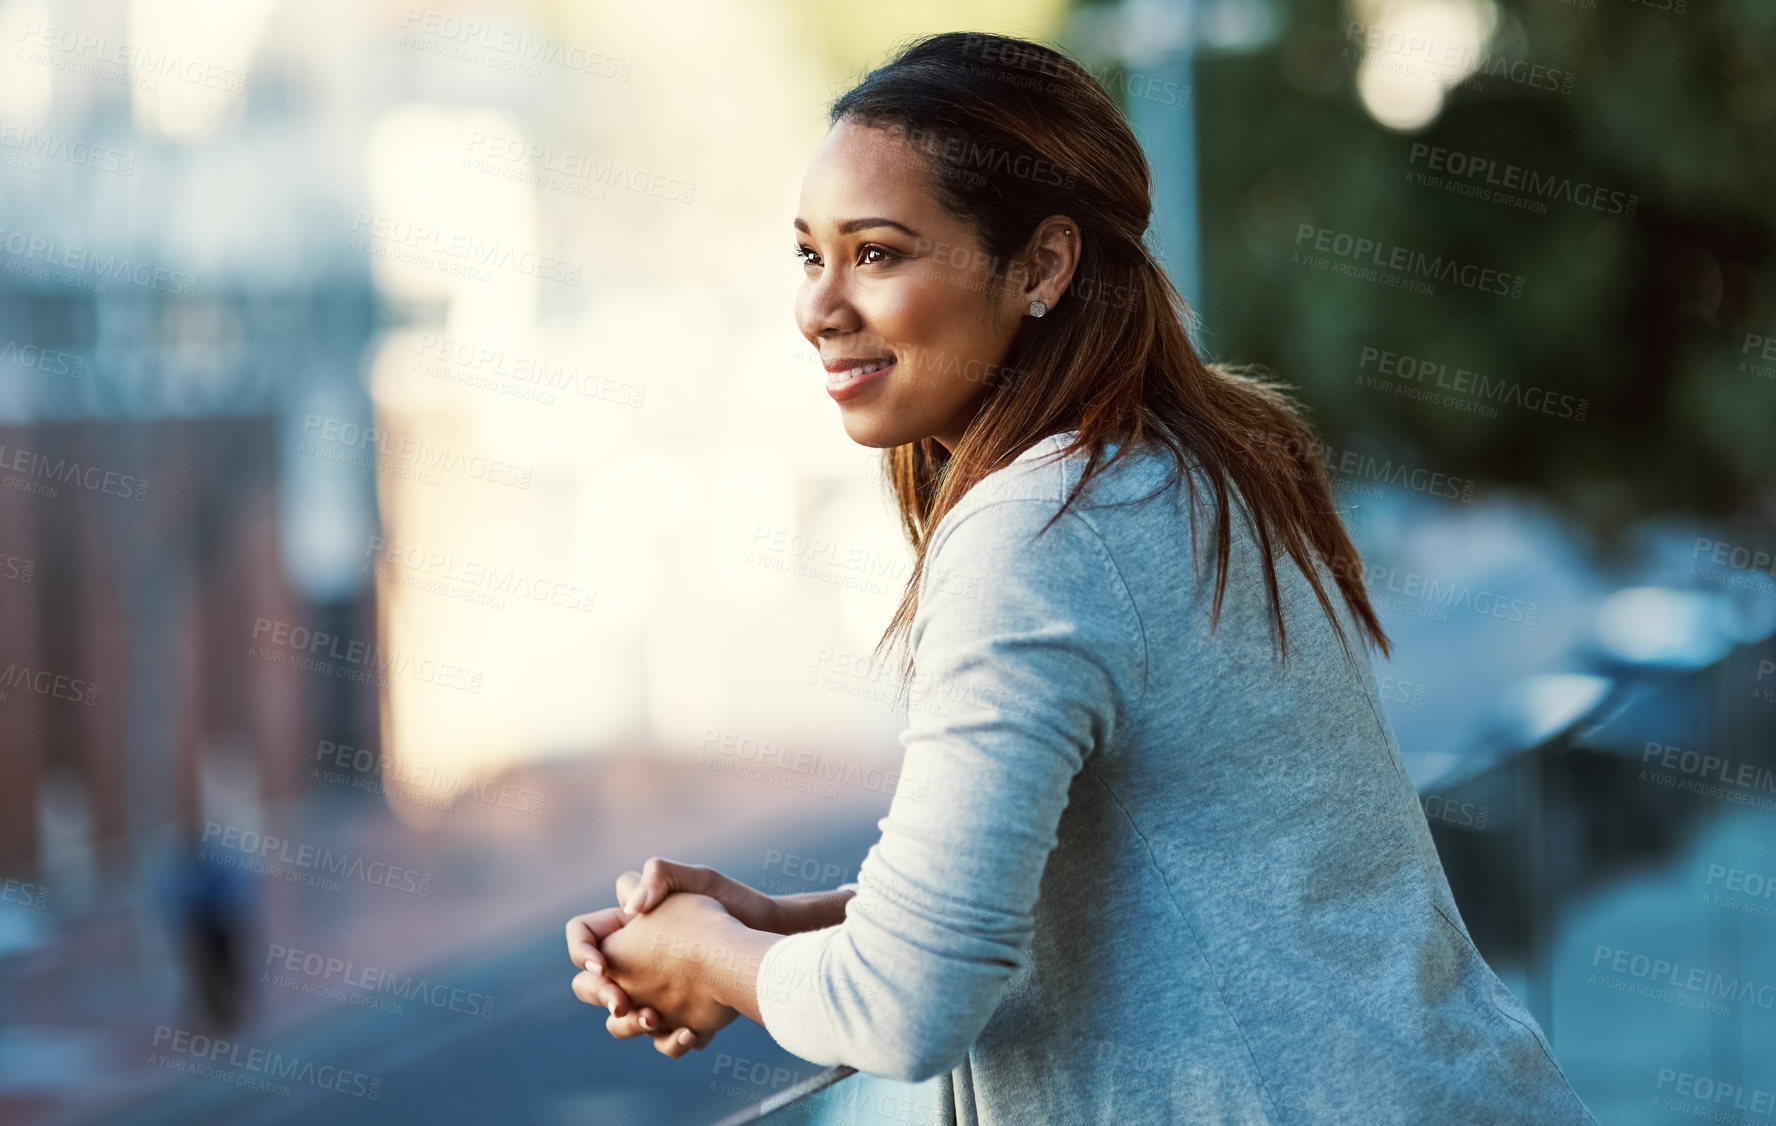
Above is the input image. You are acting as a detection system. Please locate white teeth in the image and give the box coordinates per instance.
[834,358,893,380]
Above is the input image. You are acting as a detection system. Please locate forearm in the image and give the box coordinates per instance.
[766,888,855,934]
[707,919,784,1027]
[750,866,1028,1082]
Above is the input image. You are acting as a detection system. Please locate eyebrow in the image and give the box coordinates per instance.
[793,217,924,238]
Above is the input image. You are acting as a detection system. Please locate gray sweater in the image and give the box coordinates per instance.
[755,431,1598,1125]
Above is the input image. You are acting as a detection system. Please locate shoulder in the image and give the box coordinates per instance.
[918,432,1154,627]
[924,433,1072,566]
[936,430,1190,555]
[913,441,1152,719]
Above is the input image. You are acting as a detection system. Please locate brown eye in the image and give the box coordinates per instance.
[794,244,820,266]
[858,244,896,266]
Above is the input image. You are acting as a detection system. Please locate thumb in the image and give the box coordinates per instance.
[616,870,644,913]
[618,857,689,915]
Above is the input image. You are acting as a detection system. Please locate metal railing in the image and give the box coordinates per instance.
[705,1065,857,1125]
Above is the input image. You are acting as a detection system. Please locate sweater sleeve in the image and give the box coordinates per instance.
[754,498,1148,1083]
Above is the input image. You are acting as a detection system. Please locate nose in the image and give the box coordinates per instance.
[796,262,862,344]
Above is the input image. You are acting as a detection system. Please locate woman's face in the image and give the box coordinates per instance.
[794,119,1026,451]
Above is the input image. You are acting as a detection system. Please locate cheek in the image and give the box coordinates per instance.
[865,284,941,345]
[870,272,994,358]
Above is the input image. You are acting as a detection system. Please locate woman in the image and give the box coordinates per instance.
[567,31,1598,1125]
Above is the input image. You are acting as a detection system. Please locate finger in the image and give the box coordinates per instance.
[652,1027,701,1059]
[605,1009,653,1040]
[621,857,679,915]
[634,1006,663,1033]
[567,933,607,976]
[615,869,642,913]
[571,970,631,1017]
[623,857,701,916]
[565,908,630,972]
[627,858,661,914]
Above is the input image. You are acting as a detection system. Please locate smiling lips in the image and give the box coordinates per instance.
[824,355,897,401]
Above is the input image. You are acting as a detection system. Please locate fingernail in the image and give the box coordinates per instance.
[640,1014,655,1030]
[677,1030,695,1047]
[624,890,644,913]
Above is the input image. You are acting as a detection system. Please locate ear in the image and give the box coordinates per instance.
[1008,216,1081,318]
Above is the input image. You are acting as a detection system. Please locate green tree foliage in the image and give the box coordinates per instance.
[1177,0,1776,530]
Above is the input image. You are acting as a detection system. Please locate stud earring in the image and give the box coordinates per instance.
[1028,300,1047,318]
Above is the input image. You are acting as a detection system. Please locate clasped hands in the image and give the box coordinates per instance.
[565,858,784,1060]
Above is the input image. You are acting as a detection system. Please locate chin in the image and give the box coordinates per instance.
[837,407,919,450]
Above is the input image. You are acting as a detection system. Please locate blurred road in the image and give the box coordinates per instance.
[0,755,896,1126]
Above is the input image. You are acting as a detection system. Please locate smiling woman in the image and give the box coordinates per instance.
[790,134,1077,450]
[566,30,1600,1126]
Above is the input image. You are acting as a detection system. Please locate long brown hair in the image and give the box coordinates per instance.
[837,32,1390,693]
